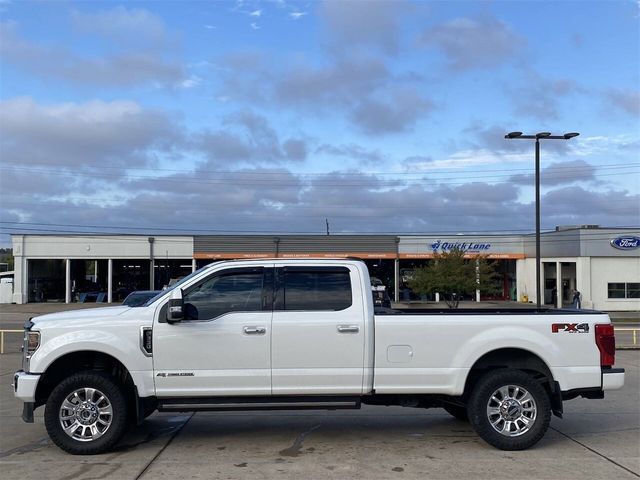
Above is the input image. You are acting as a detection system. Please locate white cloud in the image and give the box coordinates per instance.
[179,75,202,89]
[249,9,262,17]
[289,12,308,20]
[606,88,640,116]
[0,21,185,87]
[250,22,260,30]
[320,0,411,55]
[421,16,525,71]
[405,148,531,171]
[0,97,178,168]
[569,134,640,157]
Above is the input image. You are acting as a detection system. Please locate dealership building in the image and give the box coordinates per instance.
[8,226,640,311]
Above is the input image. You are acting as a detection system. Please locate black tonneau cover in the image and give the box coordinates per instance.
[374,307,603,315]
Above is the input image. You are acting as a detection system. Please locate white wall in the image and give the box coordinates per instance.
[16,235,193,259]
[590,257,640,311]
[516,258,537,303]
[516,256,639,311]
[0,278,13,304]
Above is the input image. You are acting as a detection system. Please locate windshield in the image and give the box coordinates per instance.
[142,265,212,306]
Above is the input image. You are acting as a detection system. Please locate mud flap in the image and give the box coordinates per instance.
[550,381,563,418]
[22,402,34,423]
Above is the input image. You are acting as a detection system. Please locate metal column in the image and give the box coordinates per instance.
[475,258,480,302]
[394,259,399,303]
[556,261,563,308]
[107,259,113,303]
[65,259,71,304]
[148,237,155,290]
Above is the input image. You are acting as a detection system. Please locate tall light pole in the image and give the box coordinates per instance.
[505,131,579,309]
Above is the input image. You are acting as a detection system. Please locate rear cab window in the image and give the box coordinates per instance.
[275,266,353,311]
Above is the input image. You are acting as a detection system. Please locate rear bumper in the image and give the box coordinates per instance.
[602,368,625,390]
[13,371,40,402]
[561,367,625,401]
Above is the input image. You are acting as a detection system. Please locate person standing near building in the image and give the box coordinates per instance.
[572,289,581,309]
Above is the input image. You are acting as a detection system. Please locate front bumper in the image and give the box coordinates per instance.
[13,371,40,424]
[13,370,40,402]
[602,368,625,390]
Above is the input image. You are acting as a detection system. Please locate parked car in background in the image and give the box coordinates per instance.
[122,290,161,307]
[74,281,107,303]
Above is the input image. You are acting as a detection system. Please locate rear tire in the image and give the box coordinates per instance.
[443,404,469,422]
[44,371,128,455]
[467,369,550,450]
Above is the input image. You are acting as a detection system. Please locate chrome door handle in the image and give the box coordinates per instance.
[243,326,266,335]
[337,325,359,334]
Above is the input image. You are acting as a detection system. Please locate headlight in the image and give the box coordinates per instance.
[26,332,40,354]
[22,327,40,372]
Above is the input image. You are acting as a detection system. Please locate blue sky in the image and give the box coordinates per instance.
[0,0,638,243]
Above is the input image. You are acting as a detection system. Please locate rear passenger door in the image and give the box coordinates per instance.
[271,266,366,395]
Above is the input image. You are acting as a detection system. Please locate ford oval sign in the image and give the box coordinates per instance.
[610,236,640,250]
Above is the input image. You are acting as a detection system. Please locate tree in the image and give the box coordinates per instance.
[408,247,501,309]
[0,248,13,271]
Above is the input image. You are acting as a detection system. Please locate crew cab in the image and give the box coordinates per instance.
[13,259,625,454]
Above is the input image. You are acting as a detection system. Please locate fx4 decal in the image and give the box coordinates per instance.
[551,323,589,333]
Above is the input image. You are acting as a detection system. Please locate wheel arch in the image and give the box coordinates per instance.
[462,347,561,415]
[35,350,137,414]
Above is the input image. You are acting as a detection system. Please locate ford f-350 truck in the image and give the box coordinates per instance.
[13,259,625,454]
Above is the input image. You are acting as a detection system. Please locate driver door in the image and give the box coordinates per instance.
[153,266,273,397]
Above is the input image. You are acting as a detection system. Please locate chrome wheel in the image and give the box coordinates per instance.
[486,384,537,437]
[59,387,113,442]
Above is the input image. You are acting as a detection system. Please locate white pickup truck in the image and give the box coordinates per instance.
[14,259,625,454]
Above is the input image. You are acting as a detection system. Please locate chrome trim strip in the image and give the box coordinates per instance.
[161,401,356,409]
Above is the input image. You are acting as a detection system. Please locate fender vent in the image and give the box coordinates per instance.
[140,327,153,356]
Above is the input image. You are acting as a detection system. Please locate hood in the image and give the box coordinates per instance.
[31,306,131,326]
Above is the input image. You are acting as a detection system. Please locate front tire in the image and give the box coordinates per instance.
[44,371,128,454]
[467,369,551,450]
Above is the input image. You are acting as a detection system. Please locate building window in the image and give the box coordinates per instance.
[607,282,639,299]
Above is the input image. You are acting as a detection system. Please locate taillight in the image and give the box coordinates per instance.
[595,324,615,367]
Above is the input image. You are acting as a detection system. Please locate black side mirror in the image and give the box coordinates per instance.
[166,288,184,323]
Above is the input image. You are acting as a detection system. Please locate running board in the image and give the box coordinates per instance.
[158,395,361,412]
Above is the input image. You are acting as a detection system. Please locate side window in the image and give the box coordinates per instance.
[607,283,626,299]
[281,268,352,311]
[184,269,264,320]
[608,282,640,299]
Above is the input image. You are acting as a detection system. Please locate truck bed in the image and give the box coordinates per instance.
[372,308,610,395]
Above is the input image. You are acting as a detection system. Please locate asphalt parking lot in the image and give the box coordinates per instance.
[0,305,639,479]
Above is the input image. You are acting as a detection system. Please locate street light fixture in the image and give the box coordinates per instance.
[505,131,580,309]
